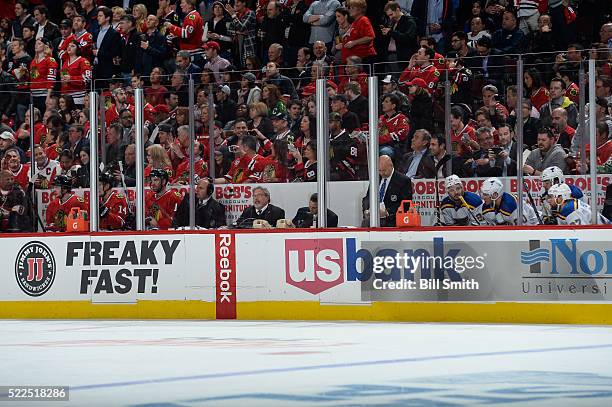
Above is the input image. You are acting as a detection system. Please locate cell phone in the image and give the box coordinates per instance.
[490,147,502,155]
[228,144,239,153]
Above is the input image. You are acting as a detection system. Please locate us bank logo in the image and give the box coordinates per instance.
[521,239,612,275]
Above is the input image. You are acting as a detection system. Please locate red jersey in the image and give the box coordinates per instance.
[60,56,92,101]
[565,82,579,105]
[341,15,376,63]
[30,56,58,98]
[145,85,168,106]
[57,34,75,65]
[100,190,129,230]
[432,52,447,72]
[45,144,62,161]
[450,123,477,157]
[145,188,182,229]
[224,154,264,184]
[378,112,410,146]
[105,104,135,125]
[531,86,549,111]
[252,155,289,183]
[9,164,31,191]
[172,158,209,184]
[46,193,88,231]
[75,30,94,61]
[167,10,204,51]
[399,64,440,95]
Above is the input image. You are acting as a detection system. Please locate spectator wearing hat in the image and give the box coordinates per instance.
[238,72,262,106]
[54,19,75,65]
[405,77,433,133]
[33,5,60,43]
[330,94,360,134]
[135,14,167,78]
[203,41,230,84]
[216,84,237,125]
[0,132,22,162]
[381,75,408,111]
[270,111,294,142]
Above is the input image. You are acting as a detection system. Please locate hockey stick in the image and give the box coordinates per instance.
[458,194,493,226]
[522,180,543,225]
[433,155,451,226]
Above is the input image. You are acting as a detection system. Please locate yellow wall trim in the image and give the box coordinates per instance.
[3,301,612,325]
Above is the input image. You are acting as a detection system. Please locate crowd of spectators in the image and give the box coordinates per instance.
[0,0,611,231]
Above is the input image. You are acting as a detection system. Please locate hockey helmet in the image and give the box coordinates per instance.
[445,175,462,190]
[54,174,73,189]
[149,168,169,180]
[548,183,572,201]
[481,177,503,198]
[99,171,115,186]
[541,166,565,184]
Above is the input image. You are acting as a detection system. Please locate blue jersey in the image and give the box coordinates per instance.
[482,192,539,225]
[441,191,483,225]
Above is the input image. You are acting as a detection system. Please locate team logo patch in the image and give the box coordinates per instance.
[15,241,56,297]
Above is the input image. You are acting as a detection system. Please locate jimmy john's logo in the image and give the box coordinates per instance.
[15,241,56,297]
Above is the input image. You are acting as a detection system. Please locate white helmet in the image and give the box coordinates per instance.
[481,177,503,198]
[541,166,565,184]
[548,183,572,201]
[445,175,462,190]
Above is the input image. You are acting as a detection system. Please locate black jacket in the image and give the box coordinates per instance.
[363,170,413,227]
[398,149,436,179]
[34,21,61,42]
[120,29,142,74]
[236,204,285,228]
[0,71,17,118]
[292,207,338,228]
[174,195,227,229]
[93,26,122,80]
[348,95,369,126]
[379,14,417,63]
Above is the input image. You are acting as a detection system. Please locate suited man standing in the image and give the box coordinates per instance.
[236,186,285,228]
[363,155,412,227]
[398,129,435,179]
[93,6,122,90]
[292,193,339,228]
[174,178,226,229]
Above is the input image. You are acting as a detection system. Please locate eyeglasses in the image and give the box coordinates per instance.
[121,115,132,119]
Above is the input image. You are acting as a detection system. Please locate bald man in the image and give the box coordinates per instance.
[362,155,413,227]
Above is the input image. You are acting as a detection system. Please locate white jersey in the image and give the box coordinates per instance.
[440,191,484,226]
[557,199,593,225]
[34,159,60,185]
[482,193,540,225]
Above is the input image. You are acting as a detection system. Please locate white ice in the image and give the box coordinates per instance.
[1,320,612,406]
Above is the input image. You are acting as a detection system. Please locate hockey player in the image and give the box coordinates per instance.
[546,183,599,225]
[480,177,539,225]
[45,174,87,231]
[540,165,583,222]
[99,172,129,231]
[440,175,483,225]
[163,0,203,52]
[145,168,182,230]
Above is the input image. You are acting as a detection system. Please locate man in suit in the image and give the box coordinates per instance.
[292,193,339,228]
[398,129,436,179]
[93,6,122,90]
[363,155,413,227]
[174,178,226,229]
[490,124,522,177]
[425,135,466,178]
[236,186,285,228]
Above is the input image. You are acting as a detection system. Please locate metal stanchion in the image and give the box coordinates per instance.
[578,63,586,175]
[444,70,452,177]
[88,91,99,232]
[315,78,328,228]
[188,75,195,229]
[588,59,597,224]
[516,56,524,225]
[134,88,145,230]
[29,95,36,232]
[368,76,379,228]
[99,92,107,165]
[208,85,215,183]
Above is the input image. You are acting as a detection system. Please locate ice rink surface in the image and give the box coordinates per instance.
[1,320,612,406]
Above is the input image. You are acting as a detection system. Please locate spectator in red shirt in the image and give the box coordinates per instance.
[340,0,376,65]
